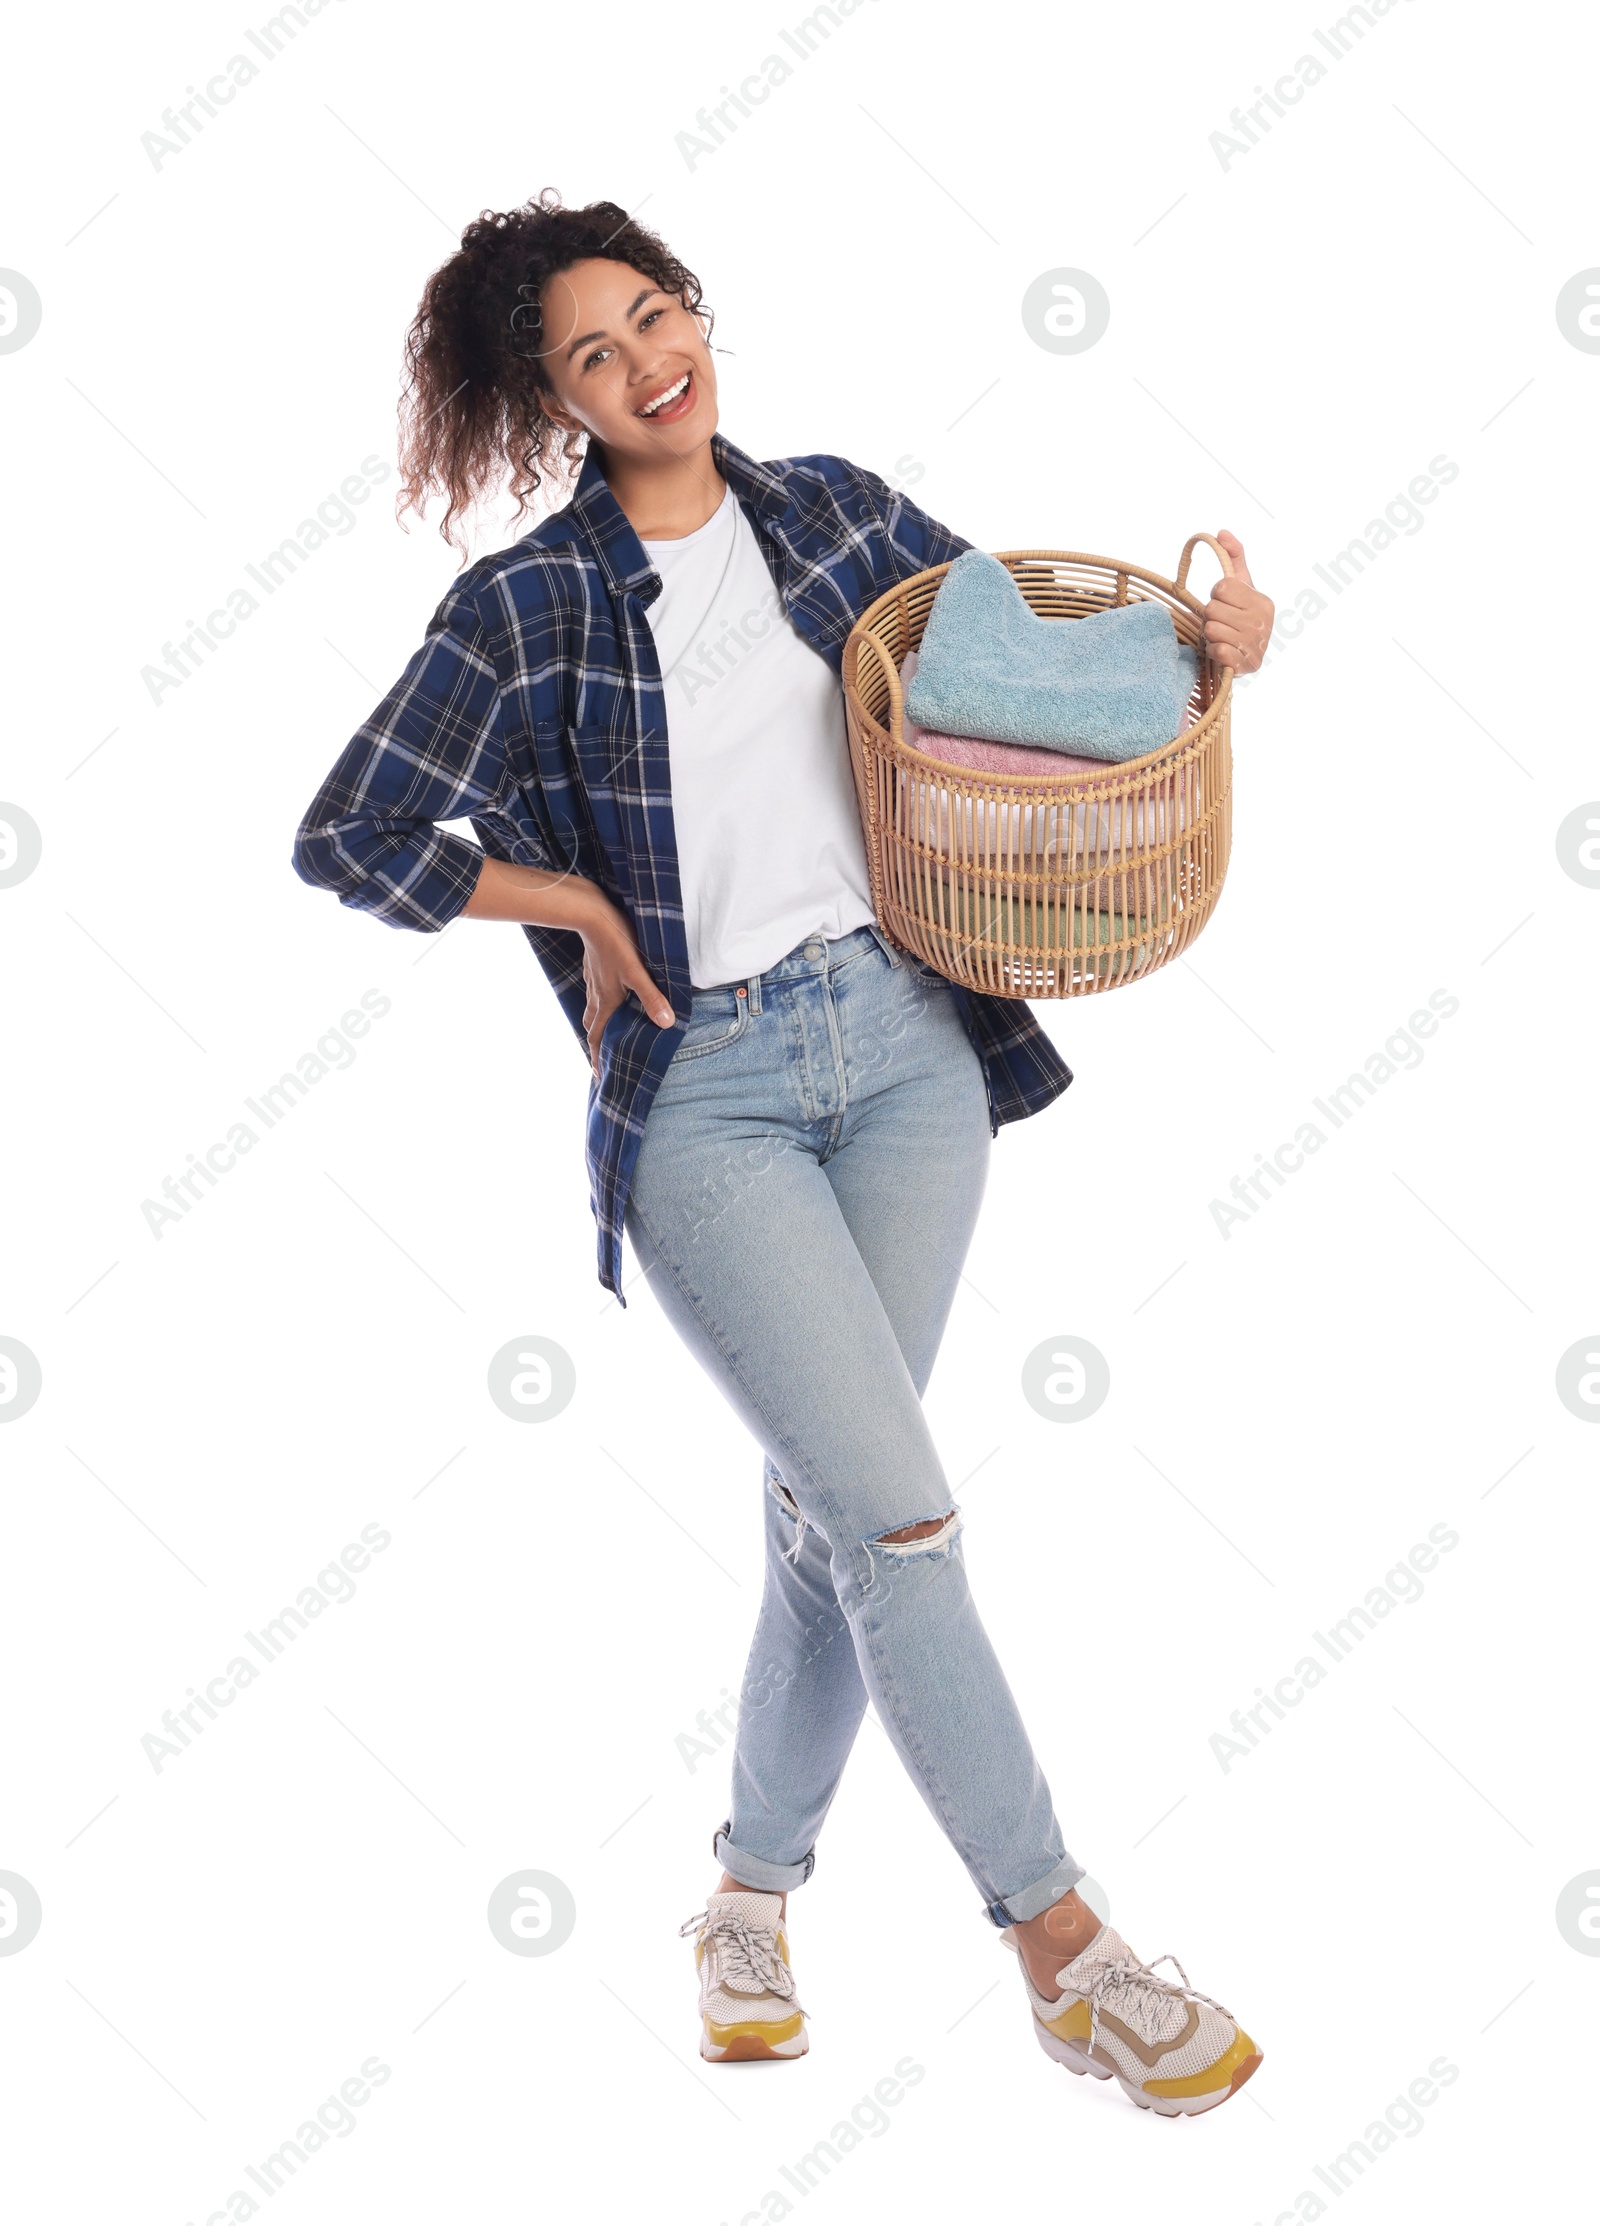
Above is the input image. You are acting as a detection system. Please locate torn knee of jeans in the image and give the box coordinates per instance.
[767,1477,803,1522]
[767,1476,812,1563]
[869,1506,963,1557]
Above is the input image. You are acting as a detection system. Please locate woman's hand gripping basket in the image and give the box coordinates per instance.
[841,536,1235,997]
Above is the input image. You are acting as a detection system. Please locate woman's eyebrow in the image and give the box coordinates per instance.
[566,288,663,360]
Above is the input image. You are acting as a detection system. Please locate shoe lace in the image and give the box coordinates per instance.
[678,1907,797,2001]
[1082,1951,1232,2058]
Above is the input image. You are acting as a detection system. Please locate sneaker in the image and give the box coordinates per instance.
[1003,1921,1261,2116]
[679,1890,809,2063]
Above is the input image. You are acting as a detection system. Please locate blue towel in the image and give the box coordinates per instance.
[904,550,1200,761]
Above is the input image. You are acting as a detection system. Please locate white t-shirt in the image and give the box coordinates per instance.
[641,485,876,988]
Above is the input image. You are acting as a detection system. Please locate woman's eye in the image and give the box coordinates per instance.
[638,308,663,330]
[582,345,611,372]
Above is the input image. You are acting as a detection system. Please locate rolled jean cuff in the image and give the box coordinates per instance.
[712,1821,815,1893]
[982,1853,1085,1929]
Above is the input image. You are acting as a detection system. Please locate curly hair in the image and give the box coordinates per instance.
[395,190,710,556]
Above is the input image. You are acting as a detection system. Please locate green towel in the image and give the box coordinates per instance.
[908,880,1167,981]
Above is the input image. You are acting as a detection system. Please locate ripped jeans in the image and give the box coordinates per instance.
[623,923,1083,1926]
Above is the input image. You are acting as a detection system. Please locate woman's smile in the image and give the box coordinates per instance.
[637,370,695,421]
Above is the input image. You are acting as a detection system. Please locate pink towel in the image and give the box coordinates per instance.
[910,729,1109,778]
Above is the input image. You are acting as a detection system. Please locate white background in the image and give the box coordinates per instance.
[3,0,1596,2219]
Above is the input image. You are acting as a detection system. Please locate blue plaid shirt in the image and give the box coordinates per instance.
[292,435,1073,1297]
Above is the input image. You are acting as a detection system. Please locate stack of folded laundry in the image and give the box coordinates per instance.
[903,549,1200,765]
[894,553,1199,928]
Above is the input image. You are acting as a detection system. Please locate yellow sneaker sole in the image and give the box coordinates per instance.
[701,2018,809,2063]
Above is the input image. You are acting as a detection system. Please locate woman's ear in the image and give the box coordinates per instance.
[539,382,585,437]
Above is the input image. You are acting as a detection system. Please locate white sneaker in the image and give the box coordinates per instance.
[1003,1921,1261,2116]
[680,1890,809,2063]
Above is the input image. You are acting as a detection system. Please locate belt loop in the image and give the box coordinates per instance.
[867,921,903,969]
[746,971,763,1014]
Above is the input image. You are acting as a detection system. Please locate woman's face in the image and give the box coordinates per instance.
[537,258,718,464]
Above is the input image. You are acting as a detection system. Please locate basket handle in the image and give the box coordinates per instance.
[1174,532,1236,593]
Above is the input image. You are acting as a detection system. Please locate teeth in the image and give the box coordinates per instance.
[640,374,689,416]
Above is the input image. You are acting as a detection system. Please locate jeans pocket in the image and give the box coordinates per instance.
[670,993,752,1062]
[904,952,952,990]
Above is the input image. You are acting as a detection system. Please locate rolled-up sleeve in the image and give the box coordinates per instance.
[292,585,508,931]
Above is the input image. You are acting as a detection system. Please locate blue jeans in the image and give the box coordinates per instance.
[624,923,1083,1926]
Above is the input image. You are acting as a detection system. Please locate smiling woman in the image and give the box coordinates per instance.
[396,190,720,549]
[291,187,1274,2117]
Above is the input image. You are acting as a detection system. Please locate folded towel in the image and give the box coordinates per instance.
[903,551,1199,761]
[895,647,1195,882]
[905,778,1191,875]
[921,879,1163,985]
[898,651,1194,779]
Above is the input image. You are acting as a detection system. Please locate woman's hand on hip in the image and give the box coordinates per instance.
[578,894,676,1076]
[1202,531,1275,673]
[459,858,675,1073]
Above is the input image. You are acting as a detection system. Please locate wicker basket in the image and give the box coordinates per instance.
[842,534,1235,998]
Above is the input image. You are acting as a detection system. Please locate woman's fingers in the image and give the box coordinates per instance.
[624,961,676,1029]
[583,966,676,1076]
[1204,615,1260,670]
[1203,558,1275,672]
[1215,528,1253,586]
[1206,577,1258,610]
[1211,530,1280,673]
[583,981,614,1070]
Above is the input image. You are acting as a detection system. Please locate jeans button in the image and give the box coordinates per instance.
[805,940,824,959]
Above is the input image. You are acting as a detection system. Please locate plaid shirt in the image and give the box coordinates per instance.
[293,434,1073,1298]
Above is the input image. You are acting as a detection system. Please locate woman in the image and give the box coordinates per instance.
[293,193,1275,2114]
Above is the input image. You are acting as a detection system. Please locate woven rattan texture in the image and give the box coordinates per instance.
[841,536,1234,999]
